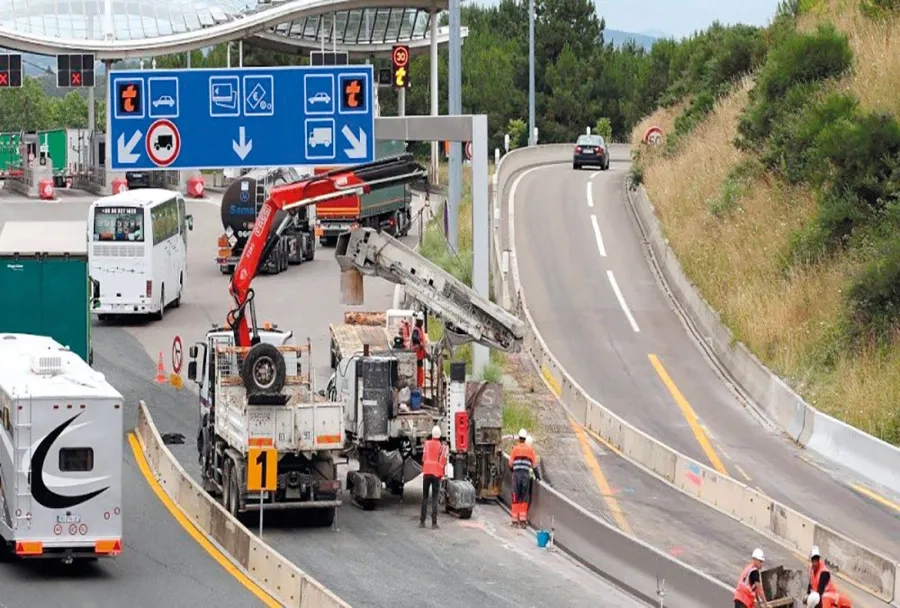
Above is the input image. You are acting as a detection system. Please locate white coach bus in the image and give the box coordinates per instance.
[88,189,193,321]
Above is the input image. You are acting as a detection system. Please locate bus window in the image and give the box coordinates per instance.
[92,206,145,242]
[177,196,187,244]
[151,198,179,244]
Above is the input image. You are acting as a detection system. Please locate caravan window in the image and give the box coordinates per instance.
[59,447,94,472]
[93,206,145,242]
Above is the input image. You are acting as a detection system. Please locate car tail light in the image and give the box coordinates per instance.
[575,146,582,153]
[145,280,152,298]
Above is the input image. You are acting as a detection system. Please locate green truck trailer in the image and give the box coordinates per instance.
[314,139,413,246]
[0,128,89,184]
[0,220,93,365]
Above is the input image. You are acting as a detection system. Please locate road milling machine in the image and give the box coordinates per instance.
[330,225,526,517]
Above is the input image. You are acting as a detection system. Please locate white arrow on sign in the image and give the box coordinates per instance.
[232,126,253,160]
[117,131,142,164]
[342,125,367,159]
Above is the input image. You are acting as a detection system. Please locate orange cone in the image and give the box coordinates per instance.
[155,352,167,383]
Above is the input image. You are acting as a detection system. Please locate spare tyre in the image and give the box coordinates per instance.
[241,342,286,394]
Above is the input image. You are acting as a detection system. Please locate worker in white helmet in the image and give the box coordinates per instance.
[804,545,836,608]
[733,548,769,608]
[508,428,537,527]
[419,425,449,529]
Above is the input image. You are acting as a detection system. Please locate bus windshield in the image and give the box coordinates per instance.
[93,206,145,242]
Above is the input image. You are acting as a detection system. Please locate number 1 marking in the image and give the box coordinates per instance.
[256,449,267,485]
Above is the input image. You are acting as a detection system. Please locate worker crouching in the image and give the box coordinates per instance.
[509,428,537,528]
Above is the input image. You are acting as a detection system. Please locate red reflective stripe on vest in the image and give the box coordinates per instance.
[422,439,444,478]
[734,563,756,607]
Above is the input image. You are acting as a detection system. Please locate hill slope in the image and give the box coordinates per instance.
[605,29,659,49]
[631,0,900,445]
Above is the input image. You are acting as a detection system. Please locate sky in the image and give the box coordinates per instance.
[594,0,784,38]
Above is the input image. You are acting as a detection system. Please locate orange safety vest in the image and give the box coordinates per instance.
[734,563,758,607]
[400,320,411,348]
[422,438,447,478]
[821,590,852,608]
[412,326,427,361]
[508,442,536,472]
[810,563,836,595]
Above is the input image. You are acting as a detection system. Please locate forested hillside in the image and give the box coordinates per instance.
[632,0,900,445]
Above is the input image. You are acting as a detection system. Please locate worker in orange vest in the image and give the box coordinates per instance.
[804,546,847,608]
[807,591,852,608]
[419,425,448,529]
[410,312,429,389]
[734,548,769,608]
[399,317,411,348]
[508,428,537,527]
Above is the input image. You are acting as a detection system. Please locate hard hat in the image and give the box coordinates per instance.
[752,548,765,562]
[431,425,441,439]
[525,435,534,445]
[518,428,528,440]
[413,311,424,321]
[807,592,821,608]
[810,545,821,559]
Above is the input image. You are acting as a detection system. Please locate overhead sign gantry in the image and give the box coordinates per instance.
[107,65,375,171]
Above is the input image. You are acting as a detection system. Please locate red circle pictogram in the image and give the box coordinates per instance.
[172,335,183,374]
[146,119,182,167]
[392,45,409,67]
[465,141,473,160]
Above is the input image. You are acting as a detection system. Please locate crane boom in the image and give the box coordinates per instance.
[226,154,429,347]
[334,227,525,352]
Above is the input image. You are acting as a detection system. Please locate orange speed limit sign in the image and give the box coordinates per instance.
[392,45,409,68]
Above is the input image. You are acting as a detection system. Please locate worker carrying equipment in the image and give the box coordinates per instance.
[508,428,537,528]
[805,546,848,608]
[734,548,769,608]
[420,425,449,529]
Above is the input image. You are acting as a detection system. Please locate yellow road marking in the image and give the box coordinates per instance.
[734,464,752,482]
[540,364,561,397]
[569,417,634,535]
[851,483,900,514]
[127,433,281,608]
[585,427,622,456]
[647,354,730,476]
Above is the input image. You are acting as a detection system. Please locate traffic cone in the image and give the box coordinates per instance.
[155,352,167,383]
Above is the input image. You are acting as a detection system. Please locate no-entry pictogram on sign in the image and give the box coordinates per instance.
[172,335,183,374]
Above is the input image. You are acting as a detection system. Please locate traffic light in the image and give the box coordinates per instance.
[56,54,95,88]
[0,54,23,88]
[391,45,410,89]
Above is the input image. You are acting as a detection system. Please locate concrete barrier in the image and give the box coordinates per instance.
[134,401,350,608]
[499,453,734,607]
[493,145,900,604]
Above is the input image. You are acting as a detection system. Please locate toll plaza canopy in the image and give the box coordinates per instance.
[0,0,459,59]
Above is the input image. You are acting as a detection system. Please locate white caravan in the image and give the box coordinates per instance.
[0,333,123,562]
[88,188,193,320]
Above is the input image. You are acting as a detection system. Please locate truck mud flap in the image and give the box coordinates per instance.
[347,470,381,510]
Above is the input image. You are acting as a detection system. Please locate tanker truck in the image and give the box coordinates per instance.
[216,167,316,275]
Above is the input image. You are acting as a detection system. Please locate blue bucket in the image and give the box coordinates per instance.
[536,530,551,548]
[409,388,422,410]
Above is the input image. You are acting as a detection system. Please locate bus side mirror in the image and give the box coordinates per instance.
[186,215,194,231]
[189,345,198,358]
[187,361,197,381]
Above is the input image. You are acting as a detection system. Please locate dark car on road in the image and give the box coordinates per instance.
[573,135,610,171]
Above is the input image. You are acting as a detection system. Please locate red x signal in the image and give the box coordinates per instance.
[0,72,7,86]
[71,71,81,86]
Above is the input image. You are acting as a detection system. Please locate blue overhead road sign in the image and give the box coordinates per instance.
[108,65,375,171]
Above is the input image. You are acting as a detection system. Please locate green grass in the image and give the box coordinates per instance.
[502,395,537,436]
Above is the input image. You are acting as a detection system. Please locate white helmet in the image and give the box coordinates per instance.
[518,428,528,440]
[413,311,424,321]
[807,592,821,608]
[809,545,821,559]
[525,435,534,446]
[752,548,765,562]
[431,425,441,439]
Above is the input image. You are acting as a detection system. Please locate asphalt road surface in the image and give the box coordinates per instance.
[0,193,258,607]
[82,190,643,606]
[511,148,900,562]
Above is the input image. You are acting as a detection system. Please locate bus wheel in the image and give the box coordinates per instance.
[154,287,165,321]
[173,275,183,308]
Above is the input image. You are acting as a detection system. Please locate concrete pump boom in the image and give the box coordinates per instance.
[334,226,525,353]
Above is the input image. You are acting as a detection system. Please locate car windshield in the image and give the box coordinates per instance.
[577,135,604,146]
[93,206,145,242]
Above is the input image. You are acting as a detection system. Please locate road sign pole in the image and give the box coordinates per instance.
[398,87,406,117]
[430,10,439,186]
[448,0,462,252]
[259,492,264,538]
[528,0,536,147]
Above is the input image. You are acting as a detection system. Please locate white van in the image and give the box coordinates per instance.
[88,189,193,320]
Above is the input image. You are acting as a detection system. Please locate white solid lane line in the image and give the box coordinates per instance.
[586,181,594,207]
[590,214,607,257]
[607,270,640,332]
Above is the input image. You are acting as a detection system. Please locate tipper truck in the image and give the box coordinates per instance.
[216,167,315,275]
[0,221,94,365]
[314,140,413,246]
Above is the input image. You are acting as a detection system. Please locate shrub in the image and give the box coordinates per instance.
[593,117,612,139]
[846,236,900,341]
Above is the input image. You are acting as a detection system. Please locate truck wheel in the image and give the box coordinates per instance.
[310,507,335,528]
[222,459,232,510]
[241,342,286,394]
[228,463,240,518]
[457,508,473,520]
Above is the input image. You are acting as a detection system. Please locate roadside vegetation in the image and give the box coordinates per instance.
[632,0,900,445]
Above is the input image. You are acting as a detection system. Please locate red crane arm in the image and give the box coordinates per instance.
[225,154,428,348]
